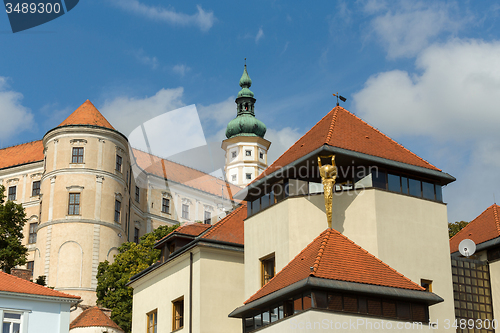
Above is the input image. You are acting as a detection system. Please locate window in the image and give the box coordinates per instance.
[114,200,121,223]
[116,155,122,172]
[72,147,84,163]
[162,198,170,214]
[2,312,22,333]
[261,255,275,286]
[246,150,252,156]
[182,204,189,219]
[232,151,237,158]
[204,211,211,224]
[32,181,41,196]
[68,193,80,215]
[8,186,16,201]
[146,310,157,333]
[421,279,432,292]
[26,261,34,276]
[246,173,252,180]
[173,298,184,331]
[260,152,264,159]
[28,223,37,244]
[232,175,237,182]
[134,228,139,244]
[135,186,140,202]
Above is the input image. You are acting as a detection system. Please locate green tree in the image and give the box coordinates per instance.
[96,224,178,333]
[448,221,469,238]
[0,185,28,273]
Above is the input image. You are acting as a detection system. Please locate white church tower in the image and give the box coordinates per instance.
[222,63,271,187]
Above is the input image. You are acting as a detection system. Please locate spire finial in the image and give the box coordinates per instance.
[332,92,347,106]
[244,58,246,66]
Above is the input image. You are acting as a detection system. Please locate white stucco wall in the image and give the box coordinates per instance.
[488,259,500,323]
[0,294,73,333]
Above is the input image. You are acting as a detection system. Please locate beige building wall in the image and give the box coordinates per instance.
[484,255,500,323]
[244,188,455,328]
[130,246,244,333]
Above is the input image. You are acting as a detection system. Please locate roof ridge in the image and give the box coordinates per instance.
[332,229,424,290]
[342,109,440,171]
[325,107,340,144]
[0,271,80,299]
[201,204,245,239]
[493,204,500,234]
[0,139,43,152]
[448,206,491,243]
[311,229,331,275]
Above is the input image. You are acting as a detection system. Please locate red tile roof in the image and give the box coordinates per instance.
[254,106,439,182]
[245,228,424,304]
[70,306,123,331]
[174,222,212,237]
[0,271,81,300]
[0,140,44,170]
[132,148,242,200]
[58,100,115,130]
[450,204,500,253]
[201,204,246,245]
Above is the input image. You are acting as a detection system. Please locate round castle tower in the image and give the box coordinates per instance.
[222,64,271,186]
[35,100,130,306]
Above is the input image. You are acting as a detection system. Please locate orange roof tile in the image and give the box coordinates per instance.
[201,204,246,245]
[0,271,81,300]
[58,100,115,130]
[254,106,439,182]
[245,228,424,304]
[70,306,123,331]
[450,204,500,253]
[174,222,211,237]
[0,140,44,170]
[132,148,242,200]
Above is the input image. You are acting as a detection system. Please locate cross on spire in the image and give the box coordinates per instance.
[332,92,347,106]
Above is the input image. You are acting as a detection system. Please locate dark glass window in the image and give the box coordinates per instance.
[114,200,121,222]
[28,223,37,244]
[260,152,264,159]
[408,179,421,197]
[26,261,34,276]
[293,296,302,313]
[261,256,275,286]
[397,302,411,320]
[313,292,328,309]
[372,170,386,189]
[135,186,140,202]
[251,198,260,215]
[422,182,435,200]
[115,155,122,172]
[328,294,342,311]
[32,181,41,196]
[343,295,357,312]
[246,150,252,156]
[162,198,170,214]
[367,299,382,316]
[261,193,270,210]
[232,151,237,158]
[435,185,443,202]
[8,186,16,201]
[401,177,409,194]
[387,174,401,192]
[173,299,184,330]
[246,173,252,180]
[134,228,139,244]
[72,147,84,163]
[68,193,80,215]
[382,301,397,317]
[303,293,312,310]
[182,204,189,219]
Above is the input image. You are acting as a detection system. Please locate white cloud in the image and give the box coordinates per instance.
[255,27,264,43]
[110,1,216,32]
[100,87,186,136]
[353,39,500,222]
[132,49,159,69]
[367,1,462,58]
[172,64,191,77]
[265,127,303,164]
[197,96,235,129]
[0,77,34,142]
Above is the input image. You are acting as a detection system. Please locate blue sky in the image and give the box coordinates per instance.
[1,0,500,223]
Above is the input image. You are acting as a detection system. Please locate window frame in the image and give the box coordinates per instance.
[31,181,41,196]
[114,200,121,223]
[245,150,252,157]
[135,186,140,202]
[28,223,37,244]
[204,211,211,224]
[8,186,16,201]
[134,227,139,244]
[1,309,25,333]
[246,173,252,180]
[172,297,184,331]
[181,204,189,219]
[261,254,276,287]
[146,309,157,333]
[162,198,170,214]
[68,193,81,215]
[232,151,237,158]
[71,147,84,164]
[116,154,122,172]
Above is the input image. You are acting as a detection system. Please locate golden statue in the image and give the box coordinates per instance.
[318,155,337,228]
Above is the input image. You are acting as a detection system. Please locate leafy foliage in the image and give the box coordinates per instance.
[97,224,178,333]
[0,185,28,273]
[35,275,47,286]
[449,221,469,238]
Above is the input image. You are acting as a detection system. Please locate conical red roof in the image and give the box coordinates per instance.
[58,100,115,130]
[254,106,439,182]
[450,204,500,253]
[70,306,123,331]
[245,228,424,304]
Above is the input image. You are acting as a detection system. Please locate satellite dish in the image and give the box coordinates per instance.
[459,239,476,257]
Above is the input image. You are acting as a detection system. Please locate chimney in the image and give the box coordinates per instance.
[11,268,32,281]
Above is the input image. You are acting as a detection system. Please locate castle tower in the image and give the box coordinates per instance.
[35,100,131,306]
[222,63,271,186]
